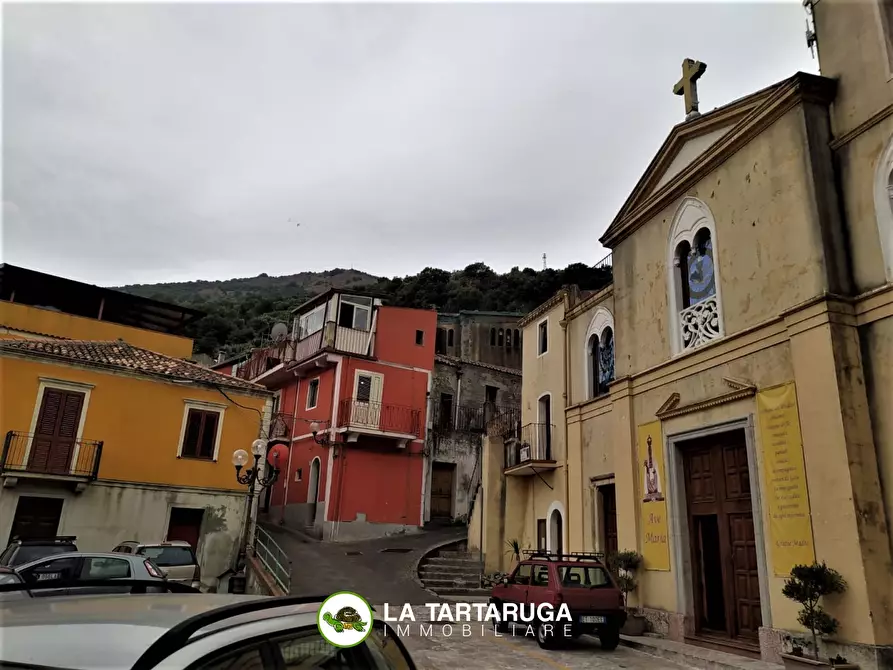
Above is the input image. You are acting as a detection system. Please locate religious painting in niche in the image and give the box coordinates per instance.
[598,328,614,394]
[686,229,716,306]
[642,435,665,503]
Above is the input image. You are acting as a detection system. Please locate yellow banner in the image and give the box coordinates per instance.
[757,382,815,576]
[638,420,670,571]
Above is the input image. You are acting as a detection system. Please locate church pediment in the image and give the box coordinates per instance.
[656,377,757,420]
[600,72,836,249]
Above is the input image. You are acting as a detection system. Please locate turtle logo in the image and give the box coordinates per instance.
[317,591,374,648]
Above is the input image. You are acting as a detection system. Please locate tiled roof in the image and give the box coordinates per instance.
[0,325,69,340]
[0,339,268,394]
[434,353,521,377]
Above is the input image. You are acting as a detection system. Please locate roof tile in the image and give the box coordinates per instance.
[0,339,268,393]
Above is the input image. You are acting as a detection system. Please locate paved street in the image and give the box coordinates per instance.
[266,526,684,669]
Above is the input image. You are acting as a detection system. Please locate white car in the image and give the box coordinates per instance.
[0,590,416,670]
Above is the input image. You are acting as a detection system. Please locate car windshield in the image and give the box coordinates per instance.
[11,545,75,566]
[138,546,195,567]
[0,572,22,585]
[557,565,611,588]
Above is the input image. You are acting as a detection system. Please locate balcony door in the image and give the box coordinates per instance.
[537,394,552,460]
[352,371,383,430]
[29,389,85,475]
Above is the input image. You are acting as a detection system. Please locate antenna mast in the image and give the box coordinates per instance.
[542,253,547,270]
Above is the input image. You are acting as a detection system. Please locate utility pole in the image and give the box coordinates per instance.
[542,253,547,270]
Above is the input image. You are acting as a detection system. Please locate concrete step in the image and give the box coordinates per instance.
[423,557,480,568]
[620,635,782,670]
[428,586,491,596]
[434,551,475,559]
[419,569,481,580]
[421,578,483,589]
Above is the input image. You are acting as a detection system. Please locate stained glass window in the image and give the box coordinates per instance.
[598,328,614,394]
[686,231,716,305]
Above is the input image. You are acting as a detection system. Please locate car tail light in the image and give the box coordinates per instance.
[144,560,163,579]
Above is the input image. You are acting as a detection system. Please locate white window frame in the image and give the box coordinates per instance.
[353,369,384,403]
[297,304,326,340]
[874,134,893,282]
[666,196,725,356]
[338,295,373,332]
[306,378,320,410]
[584,308,615,400]
[536,317,549,357]
[24,378,94,471]
[176,400,227,461]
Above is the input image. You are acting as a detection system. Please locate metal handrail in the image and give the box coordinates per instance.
[1,431,103,480]
[253,525,291,593]
[338,398,422,437]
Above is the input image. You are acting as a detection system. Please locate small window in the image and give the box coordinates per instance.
[338,296,372,331]
[498,328,504,347]
[485,386,498,404]
[538,320,548,355]
[435,328,446,354]
[513,564,532,585]
[490,328,496,346]
[82,557,131,579]
[515,329,521,348]
[505,329,512,350]
[447,329,454,347]
[181,409,220,460]
[306,379,319,410]
[532,564,550,586]
[296,468,302,482]
[415,330,424,346]
[356,374,373,403]
[439,393,454,430]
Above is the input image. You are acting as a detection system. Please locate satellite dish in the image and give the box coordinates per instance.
[270,322,288,341]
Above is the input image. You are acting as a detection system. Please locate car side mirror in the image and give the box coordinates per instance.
[502,576,509,586]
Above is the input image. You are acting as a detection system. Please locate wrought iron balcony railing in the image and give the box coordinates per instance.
[338,398,422,438]
[505,423,555,469]
[267,412,294,440]
[1,431,103,480]
[431,402,521,438]
[235,321,373,381]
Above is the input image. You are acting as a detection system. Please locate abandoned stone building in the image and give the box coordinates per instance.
[424,312,523,524]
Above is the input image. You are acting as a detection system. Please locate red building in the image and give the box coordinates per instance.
[216,290,436,541]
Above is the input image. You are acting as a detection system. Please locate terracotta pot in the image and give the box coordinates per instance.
[781,653,858,670]
[621,614,647,636]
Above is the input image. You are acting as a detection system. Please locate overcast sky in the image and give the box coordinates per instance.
[3,2,817,287]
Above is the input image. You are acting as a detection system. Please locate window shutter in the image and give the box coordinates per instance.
[183,410,203,457]
[199,412,218,458]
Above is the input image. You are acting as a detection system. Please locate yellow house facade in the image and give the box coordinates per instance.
[476,3,893,667]
[0,266,271,588]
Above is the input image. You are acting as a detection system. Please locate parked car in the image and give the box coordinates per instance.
[14,552,169,597]
[113,540,201,589]
[490,551,626,649]
[0,536,78,568]
[0,590,418,670]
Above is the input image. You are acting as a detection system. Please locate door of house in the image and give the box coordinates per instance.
[8,496,64,543]
[430,463,455,518]
[600,484,618,556]
[352,372,383,429]
[683,431,761,644]
[29,389,84,474]
[166,507,205,551]
[536,519,547,551]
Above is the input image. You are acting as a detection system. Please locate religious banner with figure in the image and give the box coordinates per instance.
[756,382,816,576]
[638,420,670,571]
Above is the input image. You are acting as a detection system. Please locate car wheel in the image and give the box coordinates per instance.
[536,621,557,649]
[490,599,504,631]
[599,627,621,651]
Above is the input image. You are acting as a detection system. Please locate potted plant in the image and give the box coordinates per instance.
[505,539,522,571]
[607,550,646,636]
[780,562,856,669]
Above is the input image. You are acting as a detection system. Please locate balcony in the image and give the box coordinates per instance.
[235,321,373,383]
[267,412,294,441]
[337,398,422,442]
[504,423,559,476]
[1,431,103,488]
[432,402,521,438]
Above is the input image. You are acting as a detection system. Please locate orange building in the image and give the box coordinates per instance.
[0,265,271,587]
[216,289,436,541]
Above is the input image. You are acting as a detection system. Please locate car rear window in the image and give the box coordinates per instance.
[558,565,611,588]
[11,544,76,566]
[139,546,196,567]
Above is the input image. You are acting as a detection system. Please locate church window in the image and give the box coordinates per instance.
[584,308,614,399]
[514,329,520,350]
[490,328,496,346]
[874,135,893,282]
[498,328,504,347]
[667,197,725,354]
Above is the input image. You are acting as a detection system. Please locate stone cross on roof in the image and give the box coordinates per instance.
[673,58,707,120]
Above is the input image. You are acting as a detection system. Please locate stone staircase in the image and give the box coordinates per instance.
[417,540,489,598]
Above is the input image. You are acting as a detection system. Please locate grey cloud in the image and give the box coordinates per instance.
[3,3,817,286]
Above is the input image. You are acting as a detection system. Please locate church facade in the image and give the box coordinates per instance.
[474,1,893,666]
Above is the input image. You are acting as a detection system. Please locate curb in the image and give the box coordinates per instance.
[411,537,480,601]
[258,519,319,544]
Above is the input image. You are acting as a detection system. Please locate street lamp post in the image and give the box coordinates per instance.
[228,438,283,592]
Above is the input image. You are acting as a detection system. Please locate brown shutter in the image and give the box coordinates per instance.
[183,410,202,457]
[30,389,84,473]
[198,412,218,459]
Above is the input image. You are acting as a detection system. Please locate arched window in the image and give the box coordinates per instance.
[490,328,496,346]
[505,328,512,350]
[498,328,504,347]
[447,329,454,347]
[874,135,893,282]
[514,329,520,349]
[584,308,615,399]
[667,197,724,354]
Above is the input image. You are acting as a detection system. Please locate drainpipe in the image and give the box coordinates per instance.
[280,375,301,525]
[329,358,343,541]
[561,290,572,554]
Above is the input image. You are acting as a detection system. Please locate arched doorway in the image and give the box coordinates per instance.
[547,501,564,556]
[308,457,321,521]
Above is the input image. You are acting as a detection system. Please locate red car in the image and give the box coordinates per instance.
[490,551,626,650]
